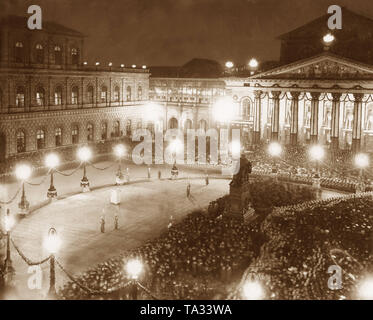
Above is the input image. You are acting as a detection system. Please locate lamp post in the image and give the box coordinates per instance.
[45,154,59,199]
[78,146,92,192]
[309,145,324,189]
[268,142,282,180]
[248,58,259,75]
[323,33,335,51]
[44,227,61,299]
[126,259,143,300]
[242,280,265,300]
[114,144,126,185]
[3,209,15,285]
[170,139,181,179]
[16,164,31,215]
[354,153,369,193]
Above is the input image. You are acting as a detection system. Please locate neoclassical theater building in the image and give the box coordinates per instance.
[2,8,373,164]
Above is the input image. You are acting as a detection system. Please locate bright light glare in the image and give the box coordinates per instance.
[43,228,61,254]
[15,164,32,181]
[309,145,324,161]
[243,281,265,300]
[45,153,60,169]
[213,96,235,122]
[78,146,92,162]
[231,141,241,158]
[114,144,126,158]
[126,259,143,279]
[225,61,234,69]
[323,33,335,44]
[268,142,282,157]
[132,64,136,68]
[248,58,259,69]
[142,65,147,69]
[171,139,183,153]
[357,277,373,300]
[4,215,15,232]
[355,153,369,169]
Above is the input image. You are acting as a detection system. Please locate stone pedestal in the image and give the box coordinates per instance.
[228,181,251,220]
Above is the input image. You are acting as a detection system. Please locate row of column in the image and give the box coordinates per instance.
[253,90,364,152]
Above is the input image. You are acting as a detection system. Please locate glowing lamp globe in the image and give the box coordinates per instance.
[78,147,92,162]
[242,281,265,300]
[126,259,143,279]
[268,142,282,157]
[323,33,335,44]
[44,228,61,254]
[45,153,60,169]
[142,65,147,69]
[225,61,234,69]
[132,64,136,68]
[4,215,15,232]
[171,139,183,153]
[248,58,259,69]
[114,144,126,158]
[15,164,32,181]
[357,277,373,300]
[354,153,369,169]
[213,96,235,122]
[309,145,324,161]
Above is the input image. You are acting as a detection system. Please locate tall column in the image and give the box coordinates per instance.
[310,92,321,144]
[290,91,300,145]
[330,92,342,150]
[253,90,262,144]
[271,91,281,141]
[352,93,364,153]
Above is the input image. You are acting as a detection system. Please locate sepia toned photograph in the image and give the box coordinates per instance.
[0,0,372,309]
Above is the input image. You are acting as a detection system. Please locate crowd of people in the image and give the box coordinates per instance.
[59,179,317,300]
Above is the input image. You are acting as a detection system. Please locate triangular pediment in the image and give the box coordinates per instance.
[251,53,373,80]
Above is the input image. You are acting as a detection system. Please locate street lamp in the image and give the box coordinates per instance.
[357,277,373,300]
[323,33,335,50]
[3,209,15,284]
[78,146,92,191]
[114,144,126,185]
[309,145,324,189]
[242,280,265,300]
[248,58,259,75]
[354,153,369,193]
[44,228,61,299]
[268,142,282,175]
[170,139,182,179]
[126,259,143,300]
[45,153,59,199]
[15,164,31,214]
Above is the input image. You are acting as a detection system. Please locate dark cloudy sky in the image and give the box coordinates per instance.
[1,0,373,66]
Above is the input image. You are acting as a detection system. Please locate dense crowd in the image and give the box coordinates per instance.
[235,193,373,300]
[59,179,316,300]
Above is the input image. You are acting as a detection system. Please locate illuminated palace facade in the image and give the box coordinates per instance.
[150,9,373,154]
[3,9,373,164]
[0,16,149,162]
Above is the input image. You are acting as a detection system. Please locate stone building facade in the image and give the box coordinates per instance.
[0,16,149,162]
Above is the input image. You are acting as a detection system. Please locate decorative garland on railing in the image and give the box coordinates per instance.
[0,185,22,205]
[88,161,116,171]
[55,163,82,177]
[25,170,51,186]
[11,238,51,266]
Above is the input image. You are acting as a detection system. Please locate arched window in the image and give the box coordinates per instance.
[87,123,94,141]
[126,120,132,136]
[72,125,79,144]
[35,44,44,64]
[54,86,62,105]
[199,120,207,131]
[54,46,62,65]
[241,99,251,119]
[71,48,79,65]
[55,128,62,146]
[101,86,108,103]
[126,86,131,101]
[36,129,45,150]
[184,119,193,132]
[114,86,120,102]
[101,122,108,140]
[87,86,94,104]
[137,86,142,100]
[15,42,24,63]
[36,87,45,106]
[16,130,26,153]
[169,117,178,129]
[71,86,79,105]
[113,120,120,137]
[16,86,25,107]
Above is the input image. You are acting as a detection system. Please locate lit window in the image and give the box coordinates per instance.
[71,48,79,65]
[126,86,131,101]
[16,87,25,107]
[36,129,45,150]
[54,46,62,65]
[35,44,44,64]
[54,87,62,105]
[114,86,120,102]
[15,42,24,63]
[101,86,108,103]
[87,86,94,104]
[138,86,142,100]
[101,122,108,140]
[72,126,79,144]
[71,86,79,104]
[36,87,45,106]
[55,128,62,146]
[16,131,26,153]
[87,123,94,141]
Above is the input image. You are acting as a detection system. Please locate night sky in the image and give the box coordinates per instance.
[1,0,373,66]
